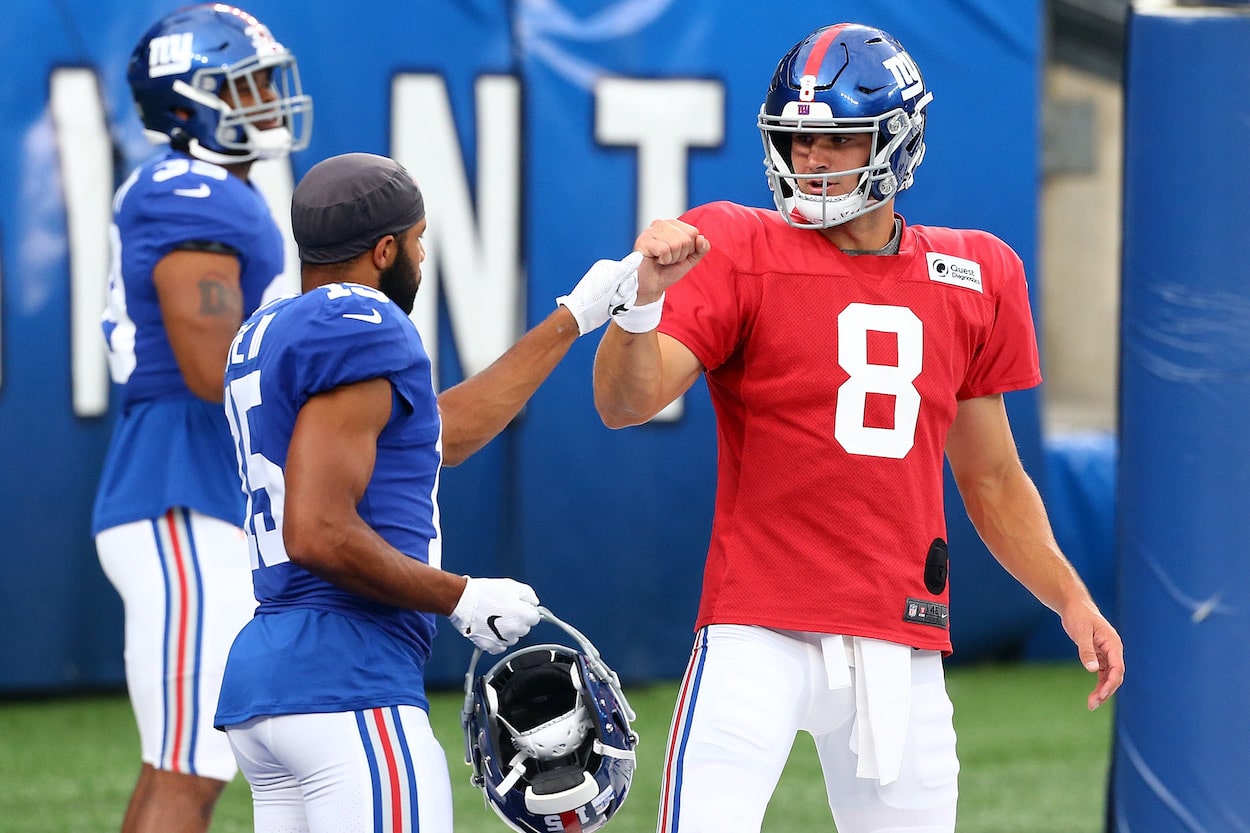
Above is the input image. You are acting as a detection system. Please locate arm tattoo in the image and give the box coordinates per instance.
[198,277,243,317]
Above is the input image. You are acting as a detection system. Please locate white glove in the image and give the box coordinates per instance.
[449,577,541,654]
[608,271,665,334]
[556,251,644,335]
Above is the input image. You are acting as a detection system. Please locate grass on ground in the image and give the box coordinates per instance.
[0,662,1111,833]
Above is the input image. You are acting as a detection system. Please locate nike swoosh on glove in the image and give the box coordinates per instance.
[448,576,541,654]
[556,251,644,335]
[607,268,663,334]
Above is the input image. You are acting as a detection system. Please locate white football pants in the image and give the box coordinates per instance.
[658,624,959,833]
[225,707,454,833]
[97,508,255,781]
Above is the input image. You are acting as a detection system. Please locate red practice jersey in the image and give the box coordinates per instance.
[659,202,1042,652]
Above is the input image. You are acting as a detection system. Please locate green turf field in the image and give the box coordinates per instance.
[0,662,1112,833]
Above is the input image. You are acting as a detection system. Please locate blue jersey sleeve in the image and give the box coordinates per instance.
[218,283,443,723]
[123,155,274,256]
[227,283,440,564]
[280,283,429,410]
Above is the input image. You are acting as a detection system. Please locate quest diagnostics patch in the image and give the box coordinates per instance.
[926,252,983,293]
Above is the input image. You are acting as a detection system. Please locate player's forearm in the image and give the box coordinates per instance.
[286,513,465,614]
[171,326,240,402]
[592,323,667,428]
[437,307,579,466]
[183,366,228,402]
[957,465,1093,613]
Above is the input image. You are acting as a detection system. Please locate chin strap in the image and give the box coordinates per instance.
[593,739,636,761]
[498,750,529,794]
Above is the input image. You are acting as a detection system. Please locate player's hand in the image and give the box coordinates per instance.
[557,252,644,335]
[633,219,710,303]
[449,577,541,654]
[1061,600,1125,710]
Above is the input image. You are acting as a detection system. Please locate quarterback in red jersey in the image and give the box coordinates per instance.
[593,22,1124,833]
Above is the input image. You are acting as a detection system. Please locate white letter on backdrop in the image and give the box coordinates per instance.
[53,68,113,418]
[392,74,522,388]
[595,77,725,420]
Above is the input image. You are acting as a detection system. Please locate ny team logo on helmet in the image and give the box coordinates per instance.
[127,4,312,164]
[461,608,638,833]
[759,23,933,228]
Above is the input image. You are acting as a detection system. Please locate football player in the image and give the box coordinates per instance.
[214,152,644,833]
[93,6,311,832]
[592,23,1125,833]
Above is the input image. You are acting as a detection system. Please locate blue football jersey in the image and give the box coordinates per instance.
[215,283,443,725]
[93,149,285,533]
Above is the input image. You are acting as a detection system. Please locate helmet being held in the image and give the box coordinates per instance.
[461,608,637,833]
[759,23,932,228]
[127,4,312,164]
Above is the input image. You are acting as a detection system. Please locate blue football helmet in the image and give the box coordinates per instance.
[127,4,312,164]
[759,23,932,228]
[461,608,637,833]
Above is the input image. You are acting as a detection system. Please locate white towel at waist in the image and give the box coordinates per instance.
[820,634,913,786]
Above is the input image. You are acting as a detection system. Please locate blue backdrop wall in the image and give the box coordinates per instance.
[0,0,1044,691]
